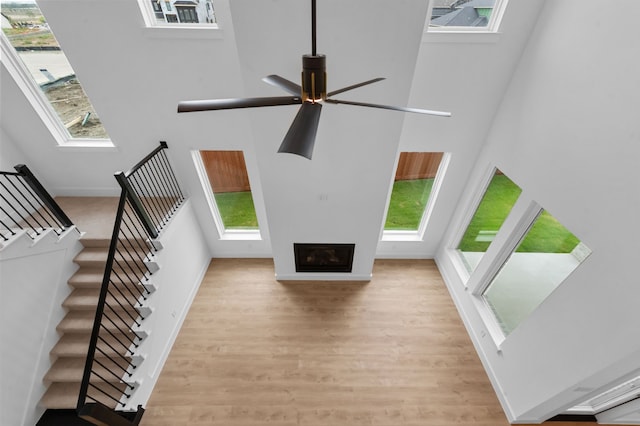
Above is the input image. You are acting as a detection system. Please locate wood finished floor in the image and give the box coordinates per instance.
[141,259,591,426]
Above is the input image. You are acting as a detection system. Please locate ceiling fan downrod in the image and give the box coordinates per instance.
[302,0,326,102]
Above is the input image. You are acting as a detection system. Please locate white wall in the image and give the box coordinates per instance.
[0,128,32,171]
[436,0,640,422]
[0,230,83,426]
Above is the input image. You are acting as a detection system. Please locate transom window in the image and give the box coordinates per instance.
[140,0,216,26]
[427,0,508,32]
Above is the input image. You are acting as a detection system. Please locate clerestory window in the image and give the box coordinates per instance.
[139,0,217,27]
[427,0,508,32]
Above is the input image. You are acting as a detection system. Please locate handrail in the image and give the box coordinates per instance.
[116,141,184,239]
[76,142,185,425]
[0,164,76,241]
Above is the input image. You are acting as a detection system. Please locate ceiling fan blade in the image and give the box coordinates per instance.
[262,75,302,96]
[278,102,322,160]
[327,77,385,97]
[325,98,451,117]
[178,96,301,113]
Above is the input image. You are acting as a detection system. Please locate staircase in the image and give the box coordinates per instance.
[40,237,121,410]
[35,197,152,423]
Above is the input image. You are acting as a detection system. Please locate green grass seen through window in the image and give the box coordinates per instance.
[384,178,434,230]
[458,175,579,253]
[214,191,258,229]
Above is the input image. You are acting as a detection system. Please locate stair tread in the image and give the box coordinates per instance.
[74,247,109,263]
[63,288,145,311]
[51,333,136,358]
[74,246,152,264]
[57,311,96,333]
[57,311,142,334]
[68,269,144,289]
[40,382,126,410]
[44,357,132,382]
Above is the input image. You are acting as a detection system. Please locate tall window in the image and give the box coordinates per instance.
[428,0,508,31]
[1,1,110,141]
[482,208,590,336]
[199,151,259,232]
[384,152,446,233]
[456,169,522,273]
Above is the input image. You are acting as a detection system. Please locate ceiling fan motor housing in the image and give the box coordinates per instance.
[302,54,327,102]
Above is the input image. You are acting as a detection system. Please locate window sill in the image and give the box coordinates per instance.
[381,230,423,242]
[219,229,262,241]
[141,25,223,39]
[56,140,118,152]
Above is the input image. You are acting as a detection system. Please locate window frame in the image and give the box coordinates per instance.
[425,0,509,34]
[381,152,450,242]
[138,0,219,30]
[191,150,262,241]
[0,32,115,150]
[451,167,591,345]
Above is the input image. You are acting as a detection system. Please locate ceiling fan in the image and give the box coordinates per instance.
[177,0,451,160]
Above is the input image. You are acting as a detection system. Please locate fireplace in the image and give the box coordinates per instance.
[294,243,355,273]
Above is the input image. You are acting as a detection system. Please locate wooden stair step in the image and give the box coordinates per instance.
[63,288,145,311]
[40,382,127,410]
[74,247,152,269]
[57,311,141,334]
[51,333,136,358]
[68,269,105,289]
[57,311,96,333]
[73,247,108,266]
[44,357,132,383]
[39,382,81,409]
[68,268,142,289]
[79,238,111,249]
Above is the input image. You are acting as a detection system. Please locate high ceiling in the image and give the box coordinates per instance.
[2,0,543,276]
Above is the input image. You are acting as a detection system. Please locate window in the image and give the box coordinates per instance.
[176,6,198,24]
[384,152,445,234]
[199,151,260,233]
[1,1,111,142]
[140,0,216,27]
[482,208,590,336]
[456,169,521,273]
[427,0,508,31]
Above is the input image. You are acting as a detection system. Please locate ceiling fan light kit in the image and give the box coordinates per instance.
[178,0,451,160]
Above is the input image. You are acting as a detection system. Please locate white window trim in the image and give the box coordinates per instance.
[381,152,450,242]
[447,164,499,283]
[191,150,262,241]
[467,199,542,347]
[425,0,509,34]
[468,199,542,296]
[137,0,223,39]
[0,33,116,150]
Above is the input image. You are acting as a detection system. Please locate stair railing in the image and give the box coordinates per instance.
[77,142,184,426]
[0,164,75,242]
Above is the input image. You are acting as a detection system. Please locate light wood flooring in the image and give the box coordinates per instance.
[141,258,592,426]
